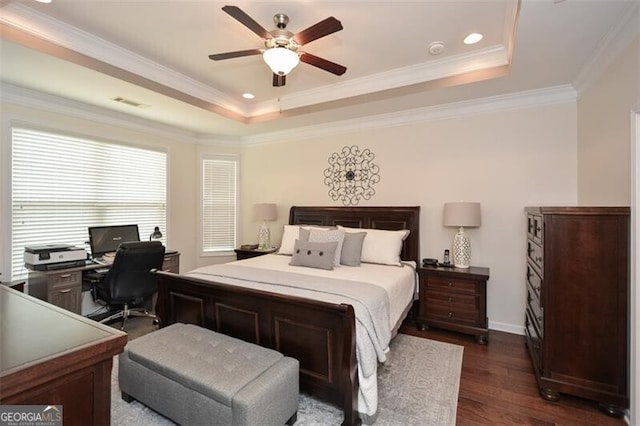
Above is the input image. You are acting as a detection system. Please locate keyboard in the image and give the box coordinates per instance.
[92,253,115,265]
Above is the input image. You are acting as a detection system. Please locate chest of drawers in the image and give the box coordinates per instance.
[416,265,489,344]
[524,206,629,416]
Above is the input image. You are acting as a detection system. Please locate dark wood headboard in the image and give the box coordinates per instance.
[289,206,420,264]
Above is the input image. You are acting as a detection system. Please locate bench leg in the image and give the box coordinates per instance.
[121,391,135,403]
[286,412,297,425]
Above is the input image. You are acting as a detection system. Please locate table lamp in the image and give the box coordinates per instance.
[254,203,277,250]
[443,202,481,268]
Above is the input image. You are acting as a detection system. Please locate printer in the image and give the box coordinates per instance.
[24,244,87,271]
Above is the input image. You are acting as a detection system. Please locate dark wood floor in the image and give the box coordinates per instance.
[398,322,628,426]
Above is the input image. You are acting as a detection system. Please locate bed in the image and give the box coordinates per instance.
[154,206,420,425]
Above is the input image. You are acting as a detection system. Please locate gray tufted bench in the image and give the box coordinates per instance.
[119,323,299,425]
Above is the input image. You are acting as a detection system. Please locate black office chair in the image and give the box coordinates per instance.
[94,240,165,330]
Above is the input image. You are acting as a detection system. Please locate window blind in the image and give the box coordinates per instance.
[11,127,166,279]
[202,155,238,254]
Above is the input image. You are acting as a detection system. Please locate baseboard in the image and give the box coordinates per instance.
[489,320,524,335]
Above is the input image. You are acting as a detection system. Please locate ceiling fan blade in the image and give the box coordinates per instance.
[273,73,286,87]
[208,49,262,61]
[222,5,272,39]
[300,52,347,76]
[293,17,343,45]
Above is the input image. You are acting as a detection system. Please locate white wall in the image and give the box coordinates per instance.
[577,36,639,205]
[240,102,578,332]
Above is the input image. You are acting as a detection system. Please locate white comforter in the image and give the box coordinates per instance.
[187,254,416,422]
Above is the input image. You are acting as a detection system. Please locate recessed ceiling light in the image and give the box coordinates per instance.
[35,0,53,3]
[464,33,483,45]
[242,93,255,100]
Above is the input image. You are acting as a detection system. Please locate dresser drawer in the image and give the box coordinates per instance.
[526,286,543,336]
[527,240,543,272]
[525,309,542,374]
[527,214,543,245]
[526,263,542,301]
[49,271,82,289]
[426,277,477,295]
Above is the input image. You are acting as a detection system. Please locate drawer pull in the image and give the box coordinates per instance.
[448,297,453,303]
[58,289,71,294]
[59,273,71,278]
[448,312,453,318]
[448,282,453,287]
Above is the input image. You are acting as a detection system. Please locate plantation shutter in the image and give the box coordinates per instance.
[11,127,166,279]
[202,155,238,253]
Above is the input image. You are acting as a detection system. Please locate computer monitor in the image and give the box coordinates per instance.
[88,224,140,257]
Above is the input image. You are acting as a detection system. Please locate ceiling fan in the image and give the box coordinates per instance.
[208,5,347,87]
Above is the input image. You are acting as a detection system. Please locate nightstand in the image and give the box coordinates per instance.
[234,247,277,260]
[416,265,489,344]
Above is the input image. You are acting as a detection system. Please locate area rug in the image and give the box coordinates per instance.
[110,332,463,425]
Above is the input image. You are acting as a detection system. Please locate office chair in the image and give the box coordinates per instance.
[93,240,165,330]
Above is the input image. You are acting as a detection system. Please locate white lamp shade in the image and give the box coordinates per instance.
[263,48,300,76]
[253,203,277,221]
[443,202,481,228]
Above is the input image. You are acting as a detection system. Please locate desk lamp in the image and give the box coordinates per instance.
[443,202,481,268]
[149,226,163,241]
[254,203,277,250]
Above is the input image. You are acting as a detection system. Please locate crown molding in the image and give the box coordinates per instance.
[0,82,240,145]
[2,2,515,121]
[249,45,509,115]
[241,85,577,146]
[1,80,575,149]
[0,2,247,117]
[573,2,639,97]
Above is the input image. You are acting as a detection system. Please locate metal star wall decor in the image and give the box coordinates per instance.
[323,145,380,206]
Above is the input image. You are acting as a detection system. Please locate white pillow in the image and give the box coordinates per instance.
[278,225,331,255]
[337,226,410,266]
[307,228,345,267]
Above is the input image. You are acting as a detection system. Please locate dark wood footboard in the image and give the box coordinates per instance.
[154,271,359,426]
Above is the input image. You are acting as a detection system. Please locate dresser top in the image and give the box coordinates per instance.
[525,206,629,215]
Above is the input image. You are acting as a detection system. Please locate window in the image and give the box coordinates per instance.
[201,154,238,255]
[10,127,166,278]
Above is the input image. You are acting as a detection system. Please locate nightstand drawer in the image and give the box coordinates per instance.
[425,290,477,310]
[425,304,480,325]
[426,277,477,295]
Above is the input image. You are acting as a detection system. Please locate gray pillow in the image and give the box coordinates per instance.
[289,240,338,270]
[340,231,366,266]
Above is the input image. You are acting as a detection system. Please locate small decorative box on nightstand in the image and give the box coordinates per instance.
[234,247,277,260]
[416,265,489,344]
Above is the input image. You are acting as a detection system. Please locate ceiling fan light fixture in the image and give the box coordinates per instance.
[263,47,300,76]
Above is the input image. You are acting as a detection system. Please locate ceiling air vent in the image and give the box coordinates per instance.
[111,96,150,109]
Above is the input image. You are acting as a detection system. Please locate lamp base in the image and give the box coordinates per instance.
[452,226,471,268]
[258,221,271,250]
